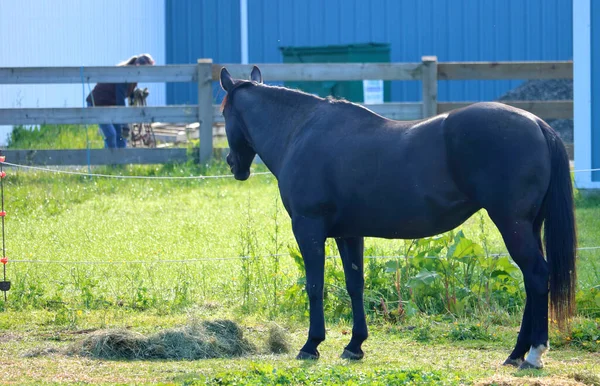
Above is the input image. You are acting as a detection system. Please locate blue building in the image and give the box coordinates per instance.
[1,1,574,109]
[166,0,573,105]
[5,0,594,183]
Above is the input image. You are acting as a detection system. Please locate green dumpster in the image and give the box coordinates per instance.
[279,43,391,104]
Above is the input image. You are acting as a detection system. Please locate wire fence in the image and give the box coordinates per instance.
[3,161,600,180]
[1,162,272,180]
[7,246,600,265]
[2,160,600,266]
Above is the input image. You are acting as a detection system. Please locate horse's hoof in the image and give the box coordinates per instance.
[341,349,364,360]
[296,350,319,360]
[519,360,543,370]
[503,357,523,367]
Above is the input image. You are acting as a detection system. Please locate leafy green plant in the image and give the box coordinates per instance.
[576,285,600,318]
[185,364,452,386]
[567,318,600,351]
[448,322,494,341]
[413,324,434,342]
[8,124,104,149]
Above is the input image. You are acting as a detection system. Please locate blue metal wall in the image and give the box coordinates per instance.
[592,0,600,181]
[166,0,573,104]
[166,0,240,104]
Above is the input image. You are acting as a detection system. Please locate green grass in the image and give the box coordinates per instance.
[2,161,599,316]
[0,310,598,385]
[8,124,105,149]
[1,125,599,384]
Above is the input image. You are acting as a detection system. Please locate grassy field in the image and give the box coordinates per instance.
[1,310,599,385]
[3,162,599,313]
[0,161,597,385]
[0,125,599,384]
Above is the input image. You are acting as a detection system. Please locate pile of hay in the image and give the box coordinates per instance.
[72,319,257,360]
[266,323,292,354]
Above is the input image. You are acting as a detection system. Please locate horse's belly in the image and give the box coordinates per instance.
[328,193,479,240]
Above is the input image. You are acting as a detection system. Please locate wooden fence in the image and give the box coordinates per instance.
[0,57,573,165]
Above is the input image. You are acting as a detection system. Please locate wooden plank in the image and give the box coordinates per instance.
[1,61,574,84]
[565,143,574,160]
[213,105,225,123]
[438,61,573,80]
[0,65,197,84]
[363,103,423,120]
[421,56,438,117]
[437,101,573,119]
[2,148,189,166]
[0,106,198,125]
[213,102,422,123]
[198,59,214,163]
[212,62,422,81]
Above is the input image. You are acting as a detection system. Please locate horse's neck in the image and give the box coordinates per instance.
[242,92,316,177]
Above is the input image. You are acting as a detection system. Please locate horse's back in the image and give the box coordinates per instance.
[280,105,477,239]
[278,100,552,238]
[442,102,552,220]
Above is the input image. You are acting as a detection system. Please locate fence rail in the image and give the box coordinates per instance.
[0,65,198,84]
[437,61,573,80]
[0,106,198,125]
[0,58,574,166]
[437,100,574,120]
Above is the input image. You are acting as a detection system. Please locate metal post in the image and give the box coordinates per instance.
[197,59,214,163]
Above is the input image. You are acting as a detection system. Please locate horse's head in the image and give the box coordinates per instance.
[219,66,263,181]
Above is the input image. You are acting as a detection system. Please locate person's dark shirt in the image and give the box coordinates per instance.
[86,82,136,106]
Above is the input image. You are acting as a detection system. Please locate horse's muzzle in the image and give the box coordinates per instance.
[234,170,250,181]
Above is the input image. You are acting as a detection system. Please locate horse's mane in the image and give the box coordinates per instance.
[220,94,228,112]
[221,81,373,116]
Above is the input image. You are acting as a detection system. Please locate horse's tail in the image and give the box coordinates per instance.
[538,119,577,329]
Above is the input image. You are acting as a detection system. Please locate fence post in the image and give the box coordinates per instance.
[421,56,438,118]
[197,59,214,163]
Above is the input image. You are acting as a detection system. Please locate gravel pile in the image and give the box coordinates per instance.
[496,79,573,143]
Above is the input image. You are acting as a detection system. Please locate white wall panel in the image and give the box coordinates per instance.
[0,0,166,144]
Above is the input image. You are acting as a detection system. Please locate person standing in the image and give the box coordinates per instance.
[86,54,155,148]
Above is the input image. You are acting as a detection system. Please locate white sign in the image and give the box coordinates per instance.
[363,80,384,104]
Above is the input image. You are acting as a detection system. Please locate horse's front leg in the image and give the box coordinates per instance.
[293,216,327,360]
[336,237,368,360]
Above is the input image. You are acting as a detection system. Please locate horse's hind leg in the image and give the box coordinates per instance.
[493,217,549,369]
[336,237,368,360]
[503,215,544,368]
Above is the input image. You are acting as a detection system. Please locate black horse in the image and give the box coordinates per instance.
[219,66,576,369]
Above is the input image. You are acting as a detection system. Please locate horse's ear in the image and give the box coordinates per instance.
[250,65,262,83]
[220,67,235,92]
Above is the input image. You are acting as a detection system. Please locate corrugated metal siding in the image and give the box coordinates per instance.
[165,0,240,105]
[592,0,600,181]
[247,0,573,102]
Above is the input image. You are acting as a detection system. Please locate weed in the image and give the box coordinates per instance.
[448,322,495,341]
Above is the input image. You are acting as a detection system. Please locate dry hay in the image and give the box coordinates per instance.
[0,332,23,343]
[71,319,257,360]
[21,346,61,358]
[571,372,600,386]
[266,323,292,354]
[474,375,587,386]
